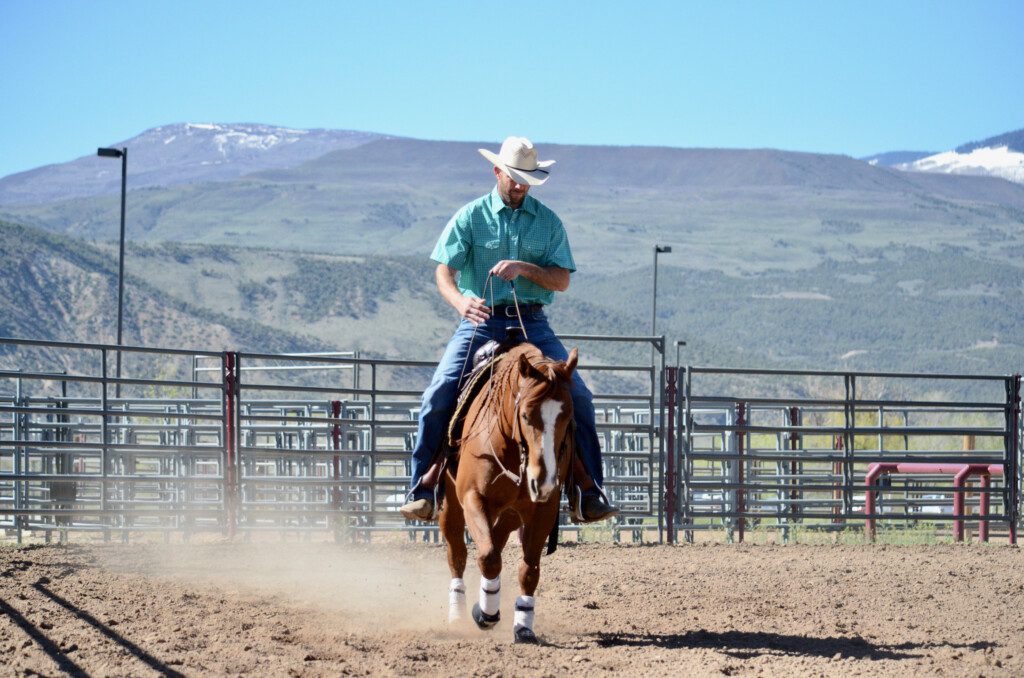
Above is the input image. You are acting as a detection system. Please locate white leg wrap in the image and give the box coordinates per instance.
[448,578,466,623]
[514,595,535,630]
[479,576,501,616]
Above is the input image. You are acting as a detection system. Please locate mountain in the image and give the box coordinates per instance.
[860,151,934,167]
[4,134,1024,276]
[894,127,1024,185]
[0,219,325,364]
[0,123,387,205]
[956,129,1024,154]
[2,124,1023,391]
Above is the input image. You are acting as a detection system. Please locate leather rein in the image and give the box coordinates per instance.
[485,370,571,490]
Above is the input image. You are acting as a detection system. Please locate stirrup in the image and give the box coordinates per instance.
[431,480,444,520]
[569,485,585,524]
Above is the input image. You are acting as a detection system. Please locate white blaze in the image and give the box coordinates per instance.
[539,399,563,490]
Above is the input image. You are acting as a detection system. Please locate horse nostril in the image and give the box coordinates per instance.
[529,477,539,498]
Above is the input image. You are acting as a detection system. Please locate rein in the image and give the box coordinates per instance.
[485,392,528,487]
[479,371,572,491]
[455,273,530,391]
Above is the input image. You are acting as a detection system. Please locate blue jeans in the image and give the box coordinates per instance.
[409,309,604,500]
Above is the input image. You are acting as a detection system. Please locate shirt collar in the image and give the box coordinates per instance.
[488,186,537,217]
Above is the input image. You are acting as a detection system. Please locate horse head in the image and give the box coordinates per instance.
[515,347,578,503]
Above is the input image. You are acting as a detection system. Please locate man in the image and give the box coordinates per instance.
[399,136,617,523]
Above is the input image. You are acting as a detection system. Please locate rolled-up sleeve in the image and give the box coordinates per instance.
[545,217,576,273]
[430,207,471,269]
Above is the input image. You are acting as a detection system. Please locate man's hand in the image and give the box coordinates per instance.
[457,296,491,325]
[489,260,523,282]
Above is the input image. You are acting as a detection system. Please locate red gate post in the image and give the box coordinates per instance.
[664,367,678,544]
[736,402,746,543]
[953,465,992,543]
[979,474,991,543]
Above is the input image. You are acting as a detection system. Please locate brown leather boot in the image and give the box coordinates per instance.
[399,497,434,521]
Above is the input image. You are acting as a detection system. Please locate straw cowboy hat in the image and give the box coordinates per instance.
[479,136,555,186]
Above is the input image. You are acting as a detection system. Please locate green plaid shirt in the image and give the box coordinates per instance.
[430,187,576,306]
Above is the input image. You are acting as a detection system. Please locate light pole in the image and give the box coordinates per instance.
[97,146,127,398]
[652,244,673,339]
[647,245,671,372]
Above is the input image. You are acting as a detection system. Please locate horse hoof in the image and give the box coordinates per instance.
[472,603,500,629]
[513,625,538,644]
[448,604,467,624]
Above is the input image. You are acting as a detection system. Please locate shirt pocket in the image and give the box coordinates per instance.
[519,239,546,264]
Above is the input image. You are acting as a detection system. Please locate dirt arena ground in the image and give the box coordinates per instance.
[1,538,1021,677]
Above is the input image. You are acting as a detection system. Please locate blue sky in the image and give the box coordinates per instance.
[1,0,1021,178]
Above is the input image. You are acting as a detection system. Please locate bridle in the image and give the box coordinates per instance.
[486,379,572,491]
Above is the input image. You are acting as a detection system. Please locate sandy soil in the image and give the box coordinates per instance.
[1,539,1021,677]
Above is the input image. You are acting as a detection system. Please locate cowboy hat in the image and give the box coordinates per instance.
[478,136,555,186]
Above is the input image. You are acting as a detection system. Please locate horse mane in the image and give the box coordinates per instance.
[460,344,567,445]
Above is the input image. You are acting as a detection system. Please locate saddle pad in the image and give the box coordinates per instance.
[446,353,508,449]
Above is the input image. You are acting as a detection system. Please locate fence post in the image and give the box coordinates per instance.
[1007,375,1021,545]
[832,435,844,525]
[222,352,239,538]
[331,399,342,508]
[683,366,694,544]
[737,401,746,543]
[788,406,799,524]
[664,367,677,544]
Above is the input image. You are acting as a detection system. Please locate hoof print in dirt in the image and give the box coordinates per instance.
[472,603,500,629]
[513,625,538,644]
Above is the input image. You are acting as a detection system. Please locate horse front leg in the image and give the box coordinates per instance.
[514,500,560,644]
[462,491,512,630]
[439,472,467,623]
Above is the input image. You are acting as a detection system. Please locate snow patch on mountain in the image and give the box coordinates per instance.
[898,145,1024,184]
[0,122,387,205]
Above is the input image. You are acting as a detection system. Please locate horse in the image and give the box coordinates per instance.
[439,342,577,644]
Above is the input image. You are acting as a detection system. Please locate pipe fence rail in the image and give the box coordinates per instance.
[1,335,663,543]
[668,366,1021,545]
[3,336,1020,544]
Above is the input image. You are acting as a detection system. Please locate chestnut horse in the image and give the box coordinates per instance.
[439,342,577,644]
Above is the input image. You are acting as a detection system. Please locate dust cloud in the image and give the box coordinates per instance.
[94,538,470,631]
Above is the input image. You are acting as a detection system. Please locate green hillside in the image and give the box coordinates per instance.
[5,139,1024,276]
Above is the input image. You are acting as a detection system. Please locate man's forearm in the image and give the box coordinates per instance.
[512,262,570,292]
[435,265,467,310]
[437,264,490,324]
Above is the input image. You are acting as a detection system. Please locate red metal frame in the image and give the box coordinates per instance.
[864,462,1004,542]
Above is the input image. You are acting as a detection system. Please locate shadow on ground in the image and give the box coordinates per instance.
[589,630,996,661]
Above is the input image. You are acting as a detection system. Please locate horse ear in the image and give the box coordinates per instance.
[518,352,544,380]
[564,348,578,376]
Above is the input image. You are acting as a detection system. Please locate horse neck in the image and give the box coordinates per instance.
[464,356,521,446]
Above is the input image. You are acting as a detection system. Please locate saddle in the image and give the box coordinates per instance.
[416,340,519,508]
[446,339,517,449]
